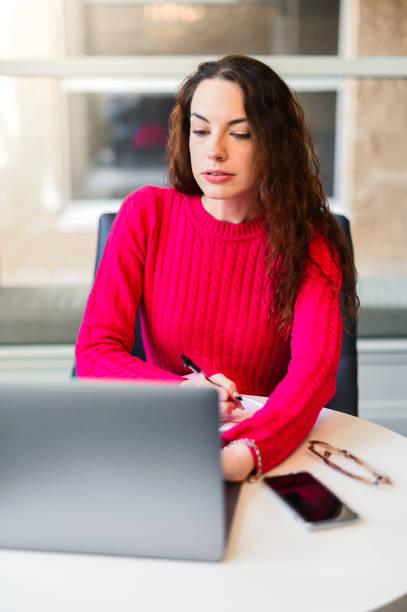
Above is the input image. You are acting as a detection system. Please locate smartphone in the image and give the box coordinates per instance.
[263,471,359,530]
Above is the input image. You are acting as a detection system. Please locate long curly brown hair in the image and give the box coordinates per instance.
[167,54,359,337]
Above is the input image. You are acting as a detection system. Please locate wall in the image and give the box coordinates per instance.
[350,0,407,278]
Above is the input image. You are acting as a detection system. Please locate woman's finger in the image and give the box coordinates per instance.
[228,408,255,423]
[219,401,237,422]
[209,373,237,396]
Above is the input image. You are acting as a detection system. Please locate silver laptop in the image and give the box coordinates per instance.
[0,380,241,561]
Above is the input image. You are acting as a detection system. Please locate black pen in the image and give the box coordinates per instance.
[180,354,243,404]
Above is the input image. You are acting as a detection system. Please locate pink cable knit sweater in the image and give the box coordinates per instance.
[75,186,342,473]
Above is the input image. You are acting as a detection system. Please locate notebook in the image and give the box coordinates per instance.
[0,379,241,561]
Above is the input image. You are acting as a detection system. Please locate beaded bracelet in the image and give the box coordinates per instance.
[227,438,263,482]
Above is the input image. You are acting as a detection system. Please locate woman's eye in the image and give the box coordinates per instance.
[192,129,208,136]
[232,132,251,140]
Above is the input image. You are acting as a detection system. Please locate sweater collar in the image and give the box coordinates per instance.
[185,193,265,240]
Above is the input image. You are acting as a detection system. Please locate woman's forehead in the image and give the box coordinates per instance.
[190,78,246,121]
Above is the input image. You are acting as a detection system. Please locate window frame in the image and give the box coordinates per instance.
[58,75,345,230]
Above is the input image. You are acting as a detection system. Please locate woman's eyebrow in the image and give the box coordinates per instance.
[190,112,248,126]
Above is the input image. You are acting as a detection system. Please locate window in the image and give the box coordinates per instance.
[65,0,340,56]
[65,86,338,205]
[67,91,176,201]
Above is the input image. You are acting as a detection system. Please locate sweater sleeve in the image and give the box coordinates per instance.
[75,187,184,383]
[221,236,343,473]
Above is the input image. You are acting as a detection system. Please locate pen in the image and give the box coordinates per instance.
[180,354,243,404]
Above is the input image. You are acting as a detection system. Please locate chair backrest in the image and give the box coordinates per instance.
[71,213,144,377]
[74,212,358,416]
[95,213,145,361]
[326,214,358,416]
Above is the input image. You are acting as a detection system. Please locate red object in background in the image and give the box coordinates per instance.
[132,123,168,149]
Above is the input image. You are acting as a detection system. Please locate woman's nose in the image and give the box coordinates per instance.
[207,135,227,160]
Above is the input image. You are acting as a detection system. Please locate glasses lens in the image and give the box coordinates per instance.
[323,448,374,481]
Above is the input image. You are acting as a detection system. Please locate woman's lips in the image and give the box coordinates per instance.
[202,171,234,184]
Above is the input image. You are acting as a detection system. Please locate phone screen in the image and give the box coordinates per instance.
[263,471,359,529]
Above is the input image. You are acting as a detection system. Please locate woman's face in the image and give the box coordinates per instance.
[189,78,257,205]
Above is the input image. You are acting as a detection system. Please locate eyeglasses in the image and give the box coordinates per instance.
[308,440,392,485]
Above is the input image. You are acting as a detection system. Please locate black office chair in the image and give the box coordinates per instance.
[71,214,145,377]
[325,214,358,416]
[73,213,358,416]
[93,213,145,361]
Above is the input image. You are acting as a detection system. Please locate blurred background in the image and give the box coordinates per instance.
[0,0,406,433]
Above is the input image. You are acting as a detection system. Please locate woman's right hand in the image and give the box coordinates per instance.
[180,372,242,423]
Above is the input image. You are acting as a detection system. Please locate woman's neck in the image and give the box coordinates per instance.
[201,194,261,224]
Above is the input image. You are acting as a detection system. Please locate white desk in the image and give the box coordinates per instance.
[1,409,406,612]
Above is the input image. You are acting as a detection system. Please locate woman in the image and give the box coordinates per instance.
[75,55,358,482]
